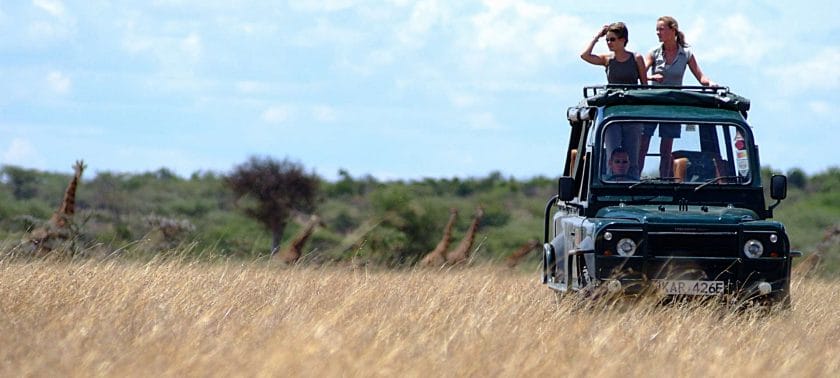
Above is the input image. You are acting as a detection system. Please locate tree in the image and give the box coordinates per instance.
[786,168,807,189]
[225,156,320,254]
[1,165,41,200]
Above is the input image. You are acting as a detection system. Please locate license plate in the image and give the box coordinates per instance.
[653,280,725,296]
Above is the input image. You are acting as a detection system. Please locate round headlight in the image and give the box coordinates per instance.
[744,239,764,258]
[604,232,613,241]
[769,234,778,243]
[617,238,637,256]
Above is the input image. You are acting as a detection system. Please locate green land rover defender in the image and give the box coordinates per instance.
[542,85,799,306]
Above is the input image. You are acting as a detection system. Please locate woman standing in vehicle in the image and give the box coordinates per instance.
[581,22,648,85]
[639,16,716,177]
[645,16,714,86]
[581,22,646,178]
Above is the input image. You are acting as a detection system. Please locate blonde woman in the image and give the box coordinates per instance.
[645,16,715,86]
[639,16,717,177]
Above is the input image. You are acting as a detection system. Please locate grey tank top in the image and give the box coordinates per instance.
[605,53,640,84]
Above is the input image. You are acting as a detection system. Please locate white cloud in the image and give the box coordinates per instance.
[467,112,501,130]
[2,138,41,166]
[27,16,77,42]
[370,49,395,66]
[312,105,337,122]
[290,18,364,47]
[261,105,292,123]
[122,31,194,60]
[121,31,153,54]
[288,0,360,12]
[457,1,588,76]
[335,48,397,76]
[765,47,840,93]
[236,81,266,94]
[180,32,202,60]
[808,101,830,115]
[46,70,71,94]
[690,14,773,64]
[396,0,448,48]
[26,0,75,42]
[119,20,206,84]
[33,0,65,17]
[117,14,203,64]
[449,92,480,108]
[533,14,589,57]
[1,1,836,178]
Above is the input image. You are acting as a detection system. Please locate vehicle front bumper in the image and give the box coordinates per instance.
[592,255,791,300]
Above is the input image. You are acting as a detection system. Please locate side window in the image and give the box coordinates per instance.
[578,121,593,199]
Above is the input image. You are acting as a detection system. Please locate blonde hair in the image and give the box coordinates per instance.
[658,16,688,48]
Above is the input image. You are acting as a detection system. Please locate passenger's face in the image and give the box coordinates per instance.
[610,152,630,174]
[656,21,674,42]
[605,31,621,51]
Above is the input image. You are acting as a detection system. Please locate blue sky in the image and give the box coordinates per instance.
[1,1,838,180]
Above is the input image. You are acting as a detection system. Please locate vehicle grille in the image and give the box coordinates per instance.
[646,231,739,258]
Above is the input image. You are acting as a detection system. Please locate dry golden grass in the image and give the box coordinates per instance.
[1,254,838,377]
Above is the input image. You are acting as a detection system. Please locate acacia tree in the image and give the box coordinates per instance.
[225,156,320,254]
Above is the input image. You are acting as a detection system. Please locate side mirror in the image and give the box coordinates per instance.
[558,176,575,201]
[770,174,787,200]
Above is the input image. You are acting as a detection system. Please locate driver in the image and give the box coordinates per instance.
[605,147,640,181]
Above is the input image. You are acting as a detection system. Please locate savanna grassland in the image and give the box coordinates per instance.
[2,254,838,377]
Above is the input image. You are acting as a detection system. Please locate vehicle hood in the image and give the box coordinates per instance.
[595,205,758,225]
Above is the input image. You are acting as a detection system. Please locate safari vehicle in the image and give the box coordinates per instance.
[542,85,800,307]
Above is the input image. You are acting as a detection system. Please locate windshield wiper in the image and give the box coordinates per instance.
[694,176,745,192]
[629,177,680,189]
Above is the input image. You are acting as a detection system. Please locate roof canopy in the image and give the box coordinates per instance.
[583,85,751,113]
[602,105,748,123]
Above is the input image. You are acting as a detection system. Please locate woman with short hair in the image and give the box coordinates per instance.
[581,22,648,85]
[581,22,647,178]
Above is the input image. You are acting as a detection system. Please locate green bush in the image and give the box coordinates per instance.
[1,163,838,275]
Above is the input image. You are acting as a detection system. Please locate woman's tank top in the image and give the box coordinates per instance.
[606,52,640,84]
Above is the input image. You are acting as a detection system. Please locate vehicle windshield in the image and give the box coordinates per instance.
[600,121,752,184]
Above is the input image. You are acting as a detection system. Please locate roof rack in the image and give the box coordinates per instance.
[583,85,730,98]
[581,84,750,113]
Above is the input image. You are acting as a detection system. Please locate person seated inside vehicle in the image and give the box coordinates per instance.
[604,147,639,181]
[604,122,642,179]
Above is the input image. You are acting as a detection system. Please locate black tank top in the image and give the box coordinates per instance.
[606,53,640,84]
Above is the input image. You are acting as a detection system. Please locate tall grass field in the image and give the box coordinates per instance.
[2,254,838,377]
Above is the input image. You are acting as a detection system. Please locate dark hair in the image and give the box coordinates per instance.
[610,147,629,159]
[658,16,688,48]
[607,22,629,47]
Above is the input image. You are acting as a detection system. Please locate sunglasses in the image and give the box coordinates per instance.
[612,160,629,164]
[605,37,618,42]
